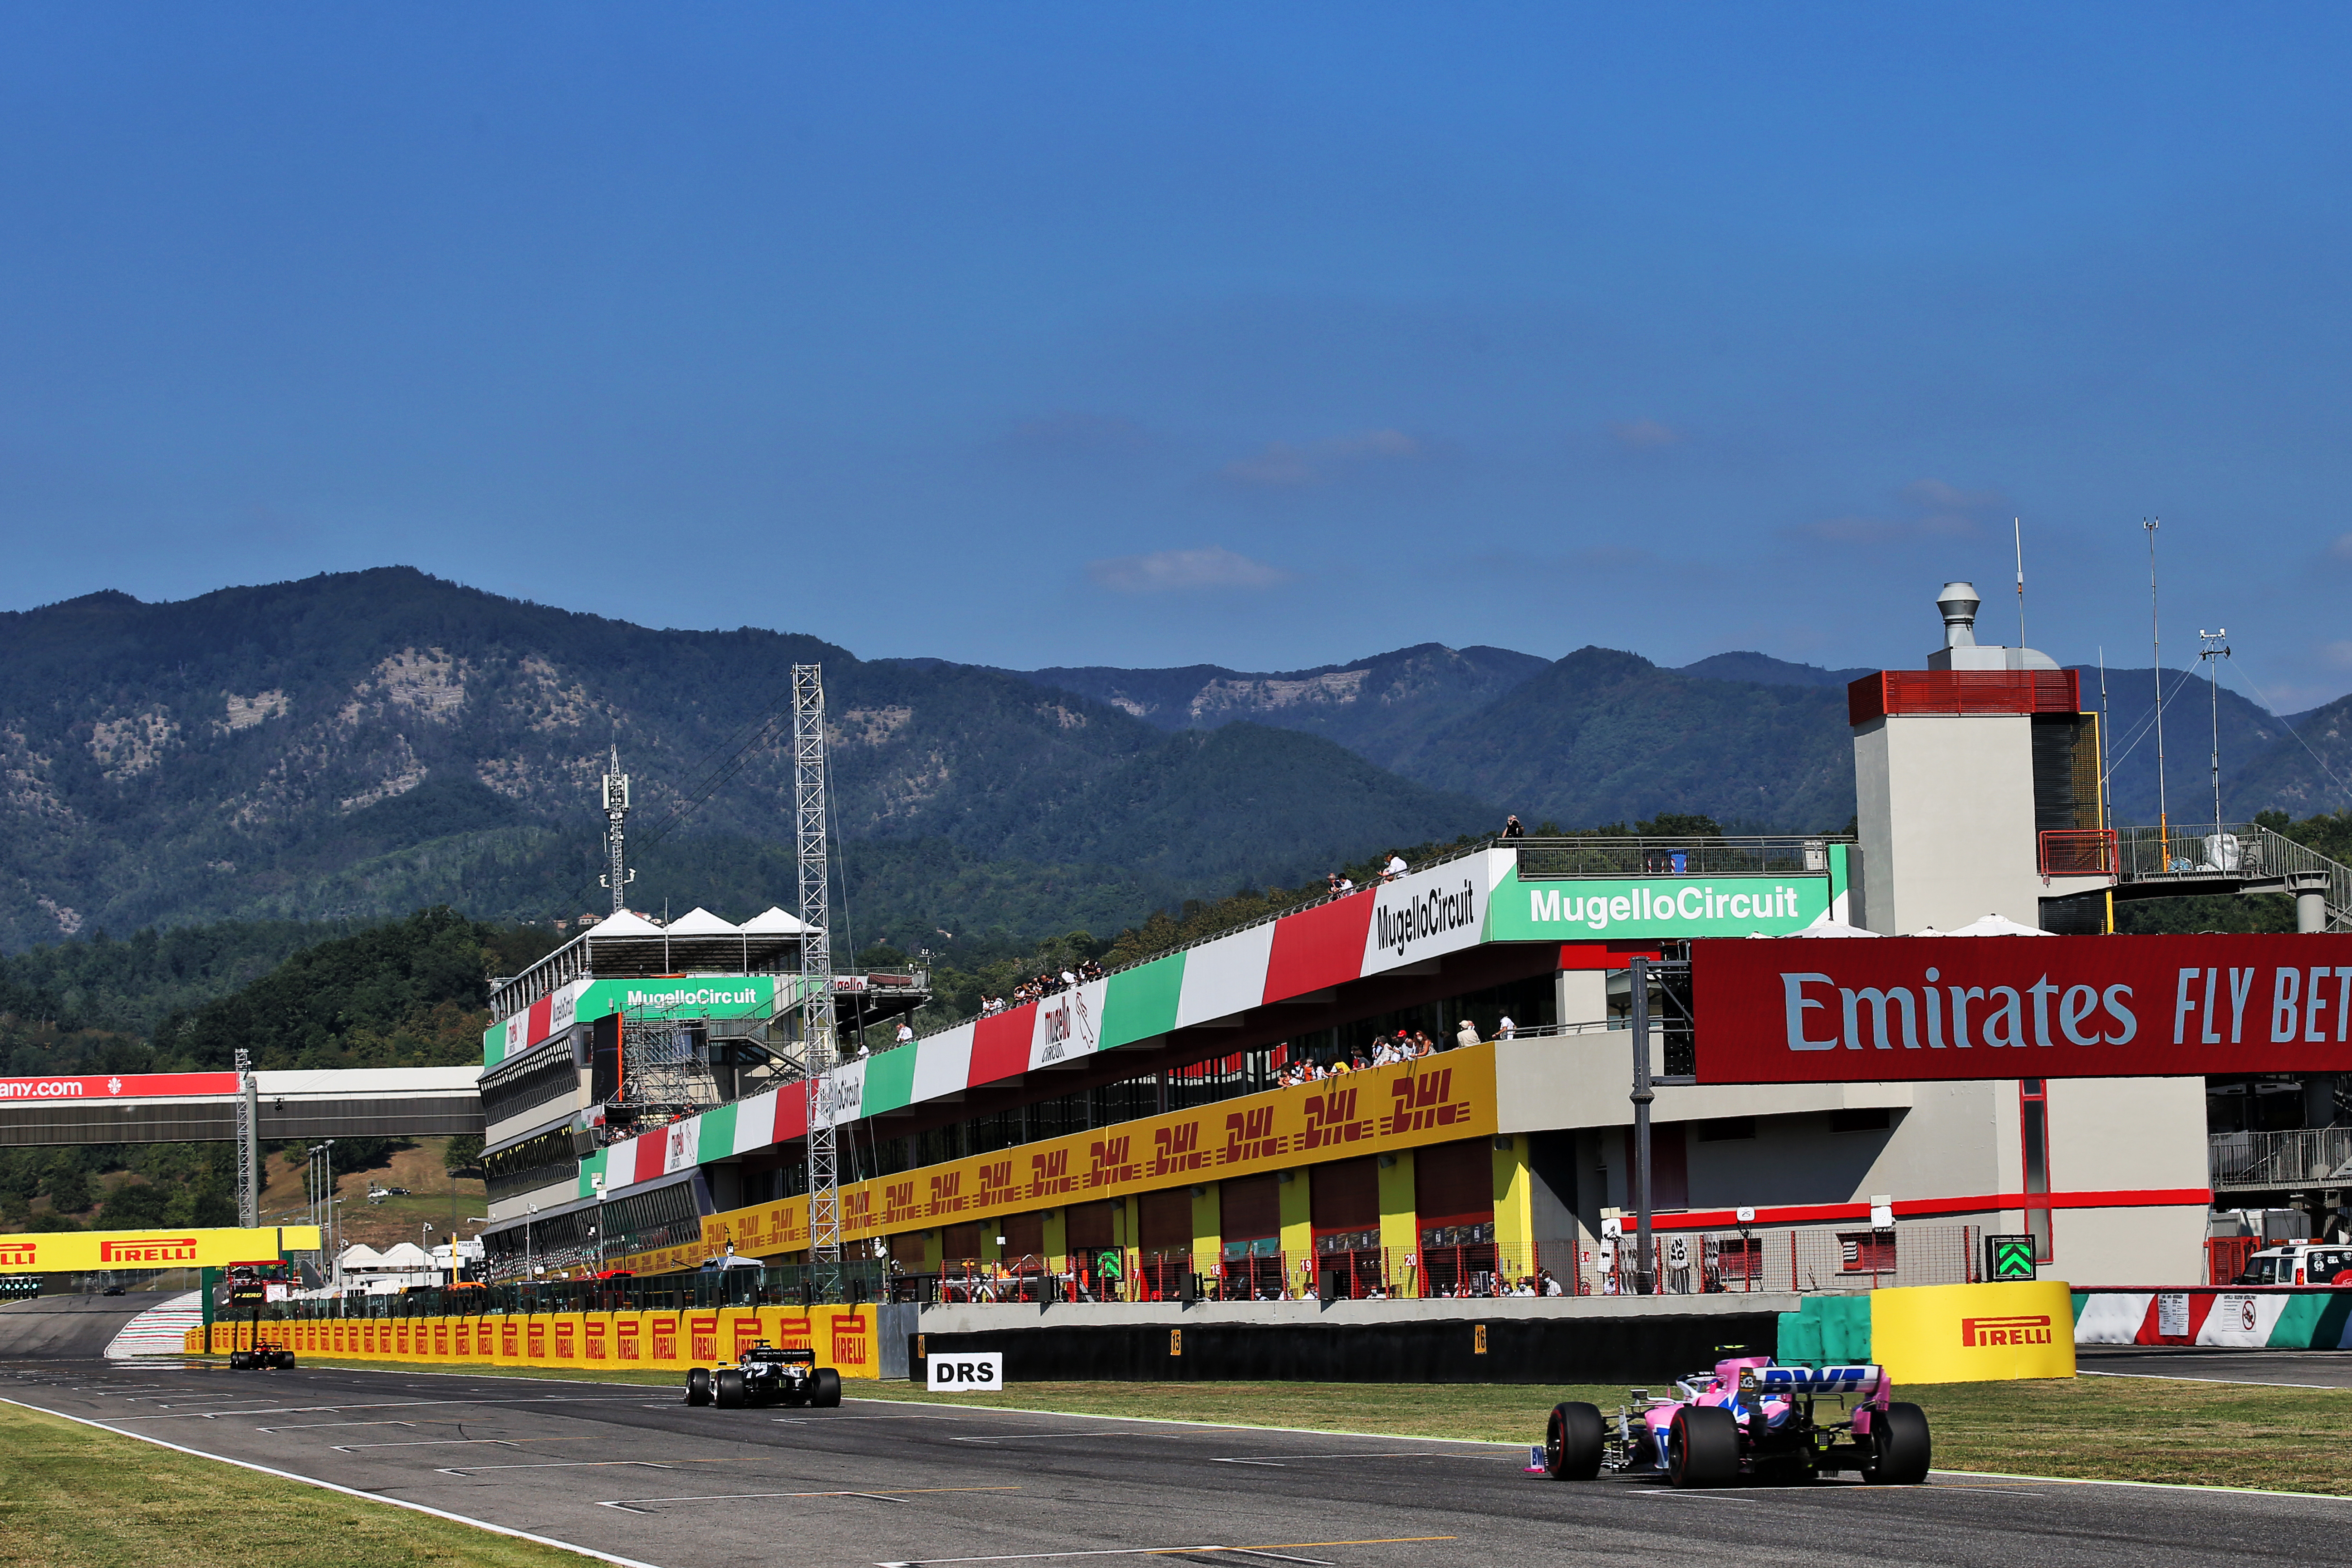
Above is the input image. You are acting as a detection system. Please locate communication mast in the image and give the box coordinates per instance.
[792,664,843,1296]
[601,745,635,915]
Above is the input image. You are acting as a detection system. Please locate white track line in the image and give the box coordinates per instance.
[850,1398,1520,1448]
[2077,1369,2352,1392]
[0,1396,666,1568]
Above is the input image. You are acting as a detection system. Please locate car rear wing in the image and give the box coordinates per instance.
[1758,1364,1886,1399]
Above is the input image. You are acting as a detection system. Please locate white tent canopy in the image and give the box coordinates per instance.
[336,1244,387,1269]
[582,909,666,938]
[1933,912,2051,937]
[1779,920,1882,938]
[662,906,741,937]
[738,906,813,936]
[373,1241,433,1268]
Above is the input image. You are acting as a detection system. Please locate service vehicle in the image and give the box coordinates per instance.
[684,1342,843,1409]
[2234,1244,2352,1286]
[1541,1354,1929,1488]
[228,1340,296,1371]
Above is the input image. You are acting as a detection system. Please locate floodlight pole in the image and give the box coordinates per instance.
[1629,957,1655,1296]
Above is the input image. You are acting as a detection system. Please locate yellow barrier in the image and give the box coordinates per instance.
[184,1305,880,1376]
[1869,1280,2075,1384]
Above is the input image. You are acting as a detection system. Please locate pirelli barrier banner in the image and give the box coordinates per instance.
[691,1049,1497,1261]
[185,1303,880,1377]
[1693,932,2352,1084]
[1865,1281,2076,1384]
[0,1225,322,1272]
[2074,1289,2352,1350]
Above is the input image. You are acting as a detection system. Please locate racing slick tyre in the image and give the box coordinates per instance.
[1544,1402,1605,1480]
[811,1368,843,1409]
[1666,1406,1740,1489]
[1860,1401,1931,1486]
[228,1351,251,1370]
[273,1351,296,1369]
[715,1369,747,1409]
[686,1367,714,1407]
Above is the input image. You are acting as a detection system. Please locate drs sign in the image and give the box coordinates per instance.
[926,1351,1004,1392]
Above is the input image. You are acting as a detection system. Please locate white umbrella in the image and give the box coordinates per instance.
[1940,912,2050,937]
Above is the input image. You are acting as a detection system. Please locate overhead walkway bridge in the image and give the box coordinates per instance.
[0,1067,482,1148]
[2038,819,2352,932]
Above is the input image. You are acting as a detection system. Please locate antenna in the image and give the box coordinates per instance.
[2097,648,2112,830]
[2014,517,2026,647]
[599,745,635,915]
[2145,519,2167,859]
[2199,629,2231,844]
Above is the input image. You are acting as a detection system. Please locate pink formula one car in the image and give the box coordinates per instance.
[1542,1354,1930,1488]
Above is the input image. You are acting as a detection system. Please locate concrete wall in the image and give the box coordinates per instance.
[2046,1075,2210,1285]
[1854,712,2043,934]
[1494,1034,1914,1135]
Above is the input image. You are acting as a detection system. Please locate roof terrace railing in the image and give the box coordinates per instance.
[1512,835,1849,881]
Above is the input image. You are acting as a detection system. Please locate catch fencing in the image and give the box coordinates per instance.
[914,1223,1985,1303]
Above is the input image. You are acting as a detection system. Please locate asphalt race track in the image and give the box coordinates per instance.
[2078,1343,2352,1389]
[2,1359,2346,1568]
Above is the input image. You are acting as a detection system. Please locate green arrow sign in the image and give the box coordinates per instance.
[1986,1235,2038,1281]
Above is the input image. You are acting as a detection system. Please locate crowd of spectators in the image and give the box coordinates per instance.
[979,958,1108,1016]
[1271,1013,1516,1087]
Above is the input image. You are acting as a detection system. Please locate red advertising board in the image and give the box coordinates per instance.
[1691,933,2352,1084]
[0,1072,240,1102]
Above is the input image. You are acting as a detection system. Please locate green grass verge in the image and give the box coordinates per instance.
[0,1401,600,1568]
[856,1377,2352,1495]
[160,1354,2352,1497]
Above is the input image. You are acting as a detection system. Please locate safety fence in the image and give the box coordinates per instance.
[913,1224,1986,1303]
[257,1260,892,1319]
[186,1303,884,1375]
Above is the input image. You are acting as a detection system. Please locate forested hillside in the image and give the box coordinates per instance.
[0,570,1490,953]
[5,569,2345,958]
[0,908,542,1234]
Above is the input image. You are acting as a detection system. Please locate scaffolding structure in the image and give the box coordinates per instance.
[793,663,843,1296]
[614,1011,720,1124]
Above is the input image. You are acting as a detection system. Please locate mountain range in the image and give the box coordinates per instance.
[2,567,2347,956]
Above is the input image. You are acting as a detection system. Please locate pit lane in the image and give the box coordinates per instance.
[2,1358,2346,1568]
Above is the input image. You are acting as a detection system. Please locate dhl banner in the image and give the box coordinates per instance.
[185,1304,878,1377]
[0,1225,322,1272]
[688,1048,1495,1263]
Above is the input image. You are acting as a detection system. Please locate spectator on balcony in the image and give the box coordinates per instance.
[1383,853,1408,882]
[895,1021,915,1049]
[1503,814,1525,840]
[1455,1019,1481,1051]
[1497,1014,1518,1040]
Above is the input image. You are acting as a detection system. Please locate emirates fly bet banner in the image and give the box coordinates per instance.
[1691,933,2352,1083]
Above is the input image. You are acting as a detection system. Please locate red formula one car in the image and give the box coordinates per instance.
[1543,1355,1930,1488]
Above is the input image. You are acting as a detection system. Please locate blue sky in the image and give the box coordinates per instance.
[5,5,2350,706]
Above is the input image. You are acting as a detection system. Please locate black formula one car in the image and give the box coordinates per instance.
[685,1342,843,1409]
[1542,1355,1930,1488]
[228,1340,296,1370]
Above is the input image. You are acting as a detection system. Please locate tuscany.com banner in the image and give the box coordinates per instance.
[1690,933,2352,1084]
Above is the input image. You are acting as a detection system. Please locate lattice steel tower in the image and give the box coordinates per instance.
[792,664,843,1296]
[601,745,634,915]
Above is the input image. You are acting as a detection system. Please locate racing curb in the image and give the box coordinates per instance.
[0,1395,665,1568]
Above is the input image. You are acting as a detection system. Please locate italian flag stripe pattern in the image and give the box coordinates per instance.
[593,850,1512,1195]
[2072,1289,2352,1348]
